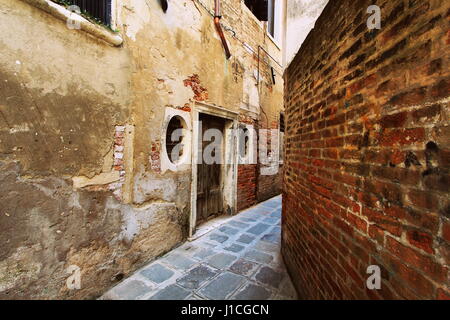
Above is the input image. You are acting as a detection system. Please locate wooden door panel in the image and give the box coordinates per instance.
[196,113,225,226]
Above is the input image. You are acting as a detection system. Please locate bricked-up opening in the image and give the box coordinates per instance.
[279,113,285,133]
[165,116,185,164]
[239,127,250,159]
[55,0,112,26]
[283,0,450,300]
[244,0,268,21]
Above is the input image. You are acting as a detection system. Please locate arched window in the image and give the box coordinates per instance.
[239,127,250,159]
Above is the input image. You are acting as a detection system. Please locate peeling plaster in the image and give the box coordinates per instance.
[118,202,177,242]
[133,171,178,204]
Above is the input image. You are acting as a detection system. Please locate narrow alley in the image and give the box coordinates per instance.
[102,196,297,300]
[1,0,449,303]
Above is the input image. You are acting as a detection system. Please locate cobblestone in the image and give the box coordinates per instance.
[102,196,297,300]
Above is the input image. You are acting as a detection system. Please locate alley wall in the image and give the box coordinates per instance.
[283,0,450,299]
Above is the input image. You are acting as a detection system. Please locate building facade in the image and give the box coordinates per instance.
[0,0,286,299]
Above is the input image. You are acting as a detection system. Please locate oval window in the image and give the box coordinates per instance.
[165,116,185,164]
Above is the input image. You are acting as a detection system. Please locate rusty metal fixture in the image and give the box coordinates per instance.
[214,0,231,59]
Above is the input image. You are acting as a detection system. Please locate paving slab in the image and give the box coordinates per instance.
[177,244,202,257]
[270,210,281,218]
[271,226,281,234]
[247,223,271,235]
[263,216,280,225]
[229,259,260,277]
[148,284,191,300]
[140,264,175,284]
[219,225,240,236]
[261,232,281,244]
[261,201,281,209]
[227,220,250,229]
[236,234,255,244]
[224,243,245,253]
[176,265,218,289]
[232,283,272,300]
[111,280,152,300]
[206,252,238,269]
[198,272,245,300]
[208,233,229,243]
[162,253,197,270]
[254,241,280,253]
[255,266,284,289]
[193,247,216,260]
[243,249,274,264]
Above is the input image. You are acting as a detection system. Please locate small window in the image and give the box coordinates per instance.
[58,0,112,26]
[279,113,285,133]
[245,0,280,41]
[166,116,185,164]
[244,0,268,21]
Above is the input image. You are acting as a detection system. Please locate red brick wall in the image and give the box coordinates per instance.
[237,164,257,211]
[283,0,449,299]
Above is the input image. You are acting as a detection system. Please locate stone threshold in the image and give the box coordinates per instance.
[188,215,234,242]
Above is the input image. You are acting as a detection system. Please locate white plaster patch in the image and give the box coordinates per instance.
[118,202,177,241]
[124,0,151,41]
[133,173,178,204]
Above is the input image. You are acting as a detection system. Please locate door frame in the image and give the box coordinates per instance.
[189,102,239,238]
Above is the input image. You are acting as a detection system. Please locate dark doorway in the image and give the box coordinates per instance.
[196,113,226,226]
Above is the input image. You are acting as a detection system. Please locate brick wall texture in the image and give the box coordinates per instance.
[283,0,450,299]
[237,164,258,211]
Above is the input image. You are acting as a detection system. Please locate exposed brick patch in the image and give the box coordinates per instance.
[149,141,161,173]
[178,104,192,112]
[183,74,208,102]
[237,164,257,211]
[109,125,126,201]
[283,0,449,300]
[238,114,255,125]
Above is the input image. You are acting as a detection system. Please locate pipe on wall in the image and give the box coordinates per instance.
[214,0,231,59]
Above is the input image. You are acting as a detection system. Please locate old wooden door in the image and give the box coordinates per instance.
[196,113,225,226]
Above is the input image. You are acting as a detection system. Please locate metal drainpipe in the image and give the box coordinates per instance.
[214,0,231,59]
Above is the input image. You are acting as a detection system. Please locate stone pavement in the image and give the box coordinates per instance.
[101,195,297,300]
